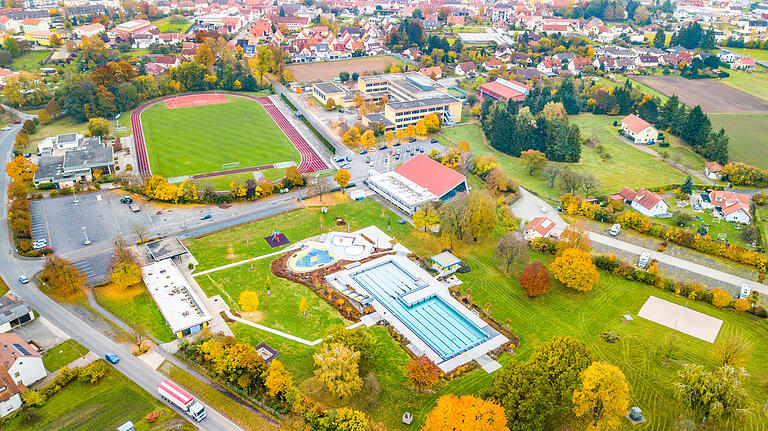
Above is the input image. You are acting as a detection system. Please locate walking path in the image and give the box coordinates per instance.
[224,309,322,346]
[192,246,300,277]
[617,135,714,185]
[33,351,100,388]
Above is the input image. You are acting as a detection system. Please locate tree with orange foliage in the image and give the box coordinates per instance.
[5,155,37,182]
[407,356,441,391]
[520,261,550,297]
[424,394,509,431]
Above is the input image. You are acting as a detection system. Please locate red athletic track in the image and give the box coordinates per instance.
[164,93,229,109]
[130,92,328,178]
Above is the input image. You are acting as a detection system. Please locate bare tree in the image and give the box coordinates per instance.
[656,335,680,367]
[132,224,149,243]
[542,164,560,188]
[306,176,331,201]
[111,235,139,268]
[559,168,583,195]
[495,232,528,273]
[581,173,602,199]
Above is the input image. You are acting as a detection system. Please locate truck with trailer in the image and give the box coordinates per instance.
[157,380,207,421]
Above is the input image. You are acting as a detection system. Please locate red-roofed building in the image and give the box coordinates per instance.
[477,78,531,103]
[419,66,442,79]
[705,161,723,180]
[524,217,556,239]
[368,154,468,214]
[616,187,668,217]
[0,367,21,417]
[709,190,751,224]
[621,114,658,144]
[0,333,44,387]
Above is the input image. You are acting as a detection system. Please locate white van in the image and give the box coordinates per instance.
[609,223,621,237]
[638,252,651,269]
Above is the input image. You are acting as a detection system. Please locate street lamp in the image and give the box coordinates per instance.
[82,225,91,245]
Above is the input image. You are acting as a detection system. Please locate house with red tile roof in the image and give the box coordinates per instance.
[419,66,442,79]
[0,367,21,417]
[454,61,477,76]
[732,57,756,70]
[616,187,668,217]
[621,114,658,144]
[568,57,599,73]
[482,59,502,70]
[709,190,751,224]
[0,333,44,387]
[524,217,556,239]
[705,161,723,180]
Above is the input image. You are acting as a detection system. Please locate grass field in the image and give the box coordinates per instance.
[152,15,190,33]
[598,75,669,102]
[196,259,349,339]
[158,361,273,431]
[140,95,300,178]
[42,339,88,372]
[720,69,768,102]
[725,47,768,62]
[709,113,768,169]
[94,282,176,342]
[437,116,687,200]
[4,365,189,431]
[10,50,49,70]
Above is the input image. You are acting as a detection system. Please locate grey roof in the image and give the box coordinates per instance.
[145,236,189,261]
[62,146,114,173]
[57,133,79,145]
[313,81,345,94]
[33,155,64,183]
[364,112,394,127]
[387,96,459,111]
[0,293,32,325]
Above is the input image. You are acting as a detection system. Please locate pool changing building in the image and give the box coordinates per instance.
[367,154,468,215]
[141,259,212,338]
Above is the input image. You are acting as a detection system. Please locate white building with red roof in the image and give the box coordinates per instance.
[617,186,668,217]
[524,217,556,239]
[709,190,751,224]
[0,333,44,387]
[621,114,658,144]
[704,161,723,180]
[367,154,468,215]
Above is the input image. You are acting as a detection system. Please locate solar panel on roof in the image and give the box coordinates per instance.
[12,343,30,356]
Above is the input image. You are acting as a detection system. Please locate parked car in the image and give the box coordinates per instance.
[409,137,417,143]
[18,275,29,284]
[430,138,439,143]
[13,120,20,124]
[365,156,370,164]
[340,162,351,169]
[419,147,425,153]
[393,142,401,147]
[1,126,10,131]
[345,156,352,162]
[120,196,133,204]
[638,252,651,269]
[32,239,47,250]
[104,352,119,364]
[379,145,388,150]
[359,149,367,155]
[128,204,140,212]
[201,214,212,220]
[609,223,621,237]
[333,156,345,163]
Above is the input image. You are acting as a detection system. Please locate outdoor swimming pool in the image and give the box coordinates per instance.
[351,260,489,360]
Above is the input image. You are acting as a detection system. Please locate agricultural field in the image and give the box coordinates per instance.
[437,116,688,200]
[3,365,189,431]
[633,75,768,113]
[140,94,300,178]
[709,113,768,170]
[42,339,89,372]
[720,69,768,103]
[287,55,408,81]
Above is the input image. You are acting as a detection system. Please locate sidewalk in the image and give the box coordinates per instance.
[33,351,100,389]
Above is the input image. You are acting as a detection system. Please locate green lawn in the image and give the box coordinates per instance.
[598,75,670,102]
[720,69,768,102]
[185,198,418,271]
[724,47,768,62]
[0,275,8,295]
[652,197,750,248]
[10,50,49,70]
[4,365,189,431]
[196,259,349,339]
[94,283,176,342]
[709,113,768,170]
[190,167,287,191]
[152,15,191,33]
[140,94,300,178]
[158,361,273,431]
[438,116,687,200]
[42,339,89,372]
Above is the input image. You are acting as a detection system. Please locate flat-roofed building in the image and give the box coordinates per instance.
[478,78,531,104]
[311,81,347,107]
[141,259,212,338]
[358,72,461,129]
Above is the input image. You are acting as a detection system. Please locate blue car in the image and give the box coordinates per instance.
[201,214,212,220]
[105,352,119,364]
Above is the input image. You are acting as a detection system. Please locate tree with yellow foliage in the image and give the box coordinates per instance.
[396,129,407,142]
[110,261,142,292]
[313,343,362,398]
[405,124,416,139]
[572,362,630,431]
[334,168,351,189]
[193,43,215,69]
[264,360,293,400]
[299,296,308,317]
[360,129,375,149]
[424,113,441,132]
[343,126,361,147]
[413,207,440,231]
[711,287,732,308]
[239,291,260,316]
[5,155,37,182]
[384,130,394,145]
[424,394,508,431]
[415,119,427,137]
[549,248,599,291]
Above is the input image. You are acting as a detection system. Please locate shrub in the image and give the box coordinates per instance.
[78,361,107,383]
[750,305,768,318]
[529,237,557,254]
[711,288,732,308]
[22,390,46,407]
[593,254,620,271]
[733,298,750,313]
[600,331,621,343]
[658,142,670,148]
[125,164,133,171]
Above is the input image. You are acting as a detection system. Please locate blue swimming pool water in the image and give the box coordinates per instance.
[351,260,489,360]
[296,248,334,268]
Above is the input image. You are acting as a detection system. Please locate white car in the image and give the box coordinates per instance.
[638,252,651,269]
[32,240,47,250]
[1,126,10,131]
[18,275,29,284]
[540,206,548,213]
[609,223,621,236]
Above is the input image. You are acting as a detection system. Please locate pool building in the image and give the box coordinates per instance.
[326,243,507,372]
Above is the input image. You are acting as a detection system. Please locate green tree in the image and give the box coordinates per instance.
[681,175,693,194]
[322,326,380,365]
[653,27,667,48]
[2,36,20,57]
[675,364,751,423]
[313,343,363,398]
[519,149,547,175]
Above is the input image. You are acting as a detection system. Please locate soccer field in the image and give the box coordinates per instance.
[139,95,301,178]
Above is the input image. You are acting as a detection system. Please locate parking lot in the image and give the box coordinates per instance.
[337,137,447,177]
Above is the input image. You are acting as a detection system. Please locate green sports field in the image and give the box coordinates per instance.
[140,95,300,178]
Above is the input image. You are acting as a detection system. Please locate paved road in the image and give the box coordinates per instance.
[511,187,768,296]
[0,124,244,430]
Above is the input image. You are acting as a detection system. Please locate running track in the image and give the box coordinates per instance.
[130,92,328,178]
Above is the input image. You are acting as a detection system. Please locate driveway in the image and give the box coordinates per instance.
[510,188,566,229]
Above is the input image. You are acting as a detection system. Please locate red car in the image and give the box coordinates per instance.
[13,120,21,124]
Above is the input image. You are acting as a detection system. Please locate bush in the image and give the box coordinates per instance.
[22,390,46,407]
[733,298,750,312]
[593,254,620,271]
[78,361,107,383]
[125,164,133,171]
[455,261,471,273]
[658,142,670,148]
[36,182,56,190]
[711,288,732,308]
[600,331,621,343]
[529,237,557,254]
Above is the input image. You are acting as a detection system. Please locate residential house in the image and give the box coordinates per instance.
[73,22,104,38]
[704,161,723,180]
[0,294,34,333]
[636,55,659,67]
[617,187,669,217]
[0,367,22,417]
[536,58,562,76]
[447,15,464,26]
[567,57,598,73]
[0,333,45,387]
[552,52,576,62]
[516,68,542,81]
[20,18,48,33]
[419,66,442,79]
[482,59,502,71]
[732,57,756,70]
[0,68,20,87]
[621,114,658,144]
[710,190,751,224]
[0,17,20,34]
[454,61,477,76]
[524,217,556,240]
